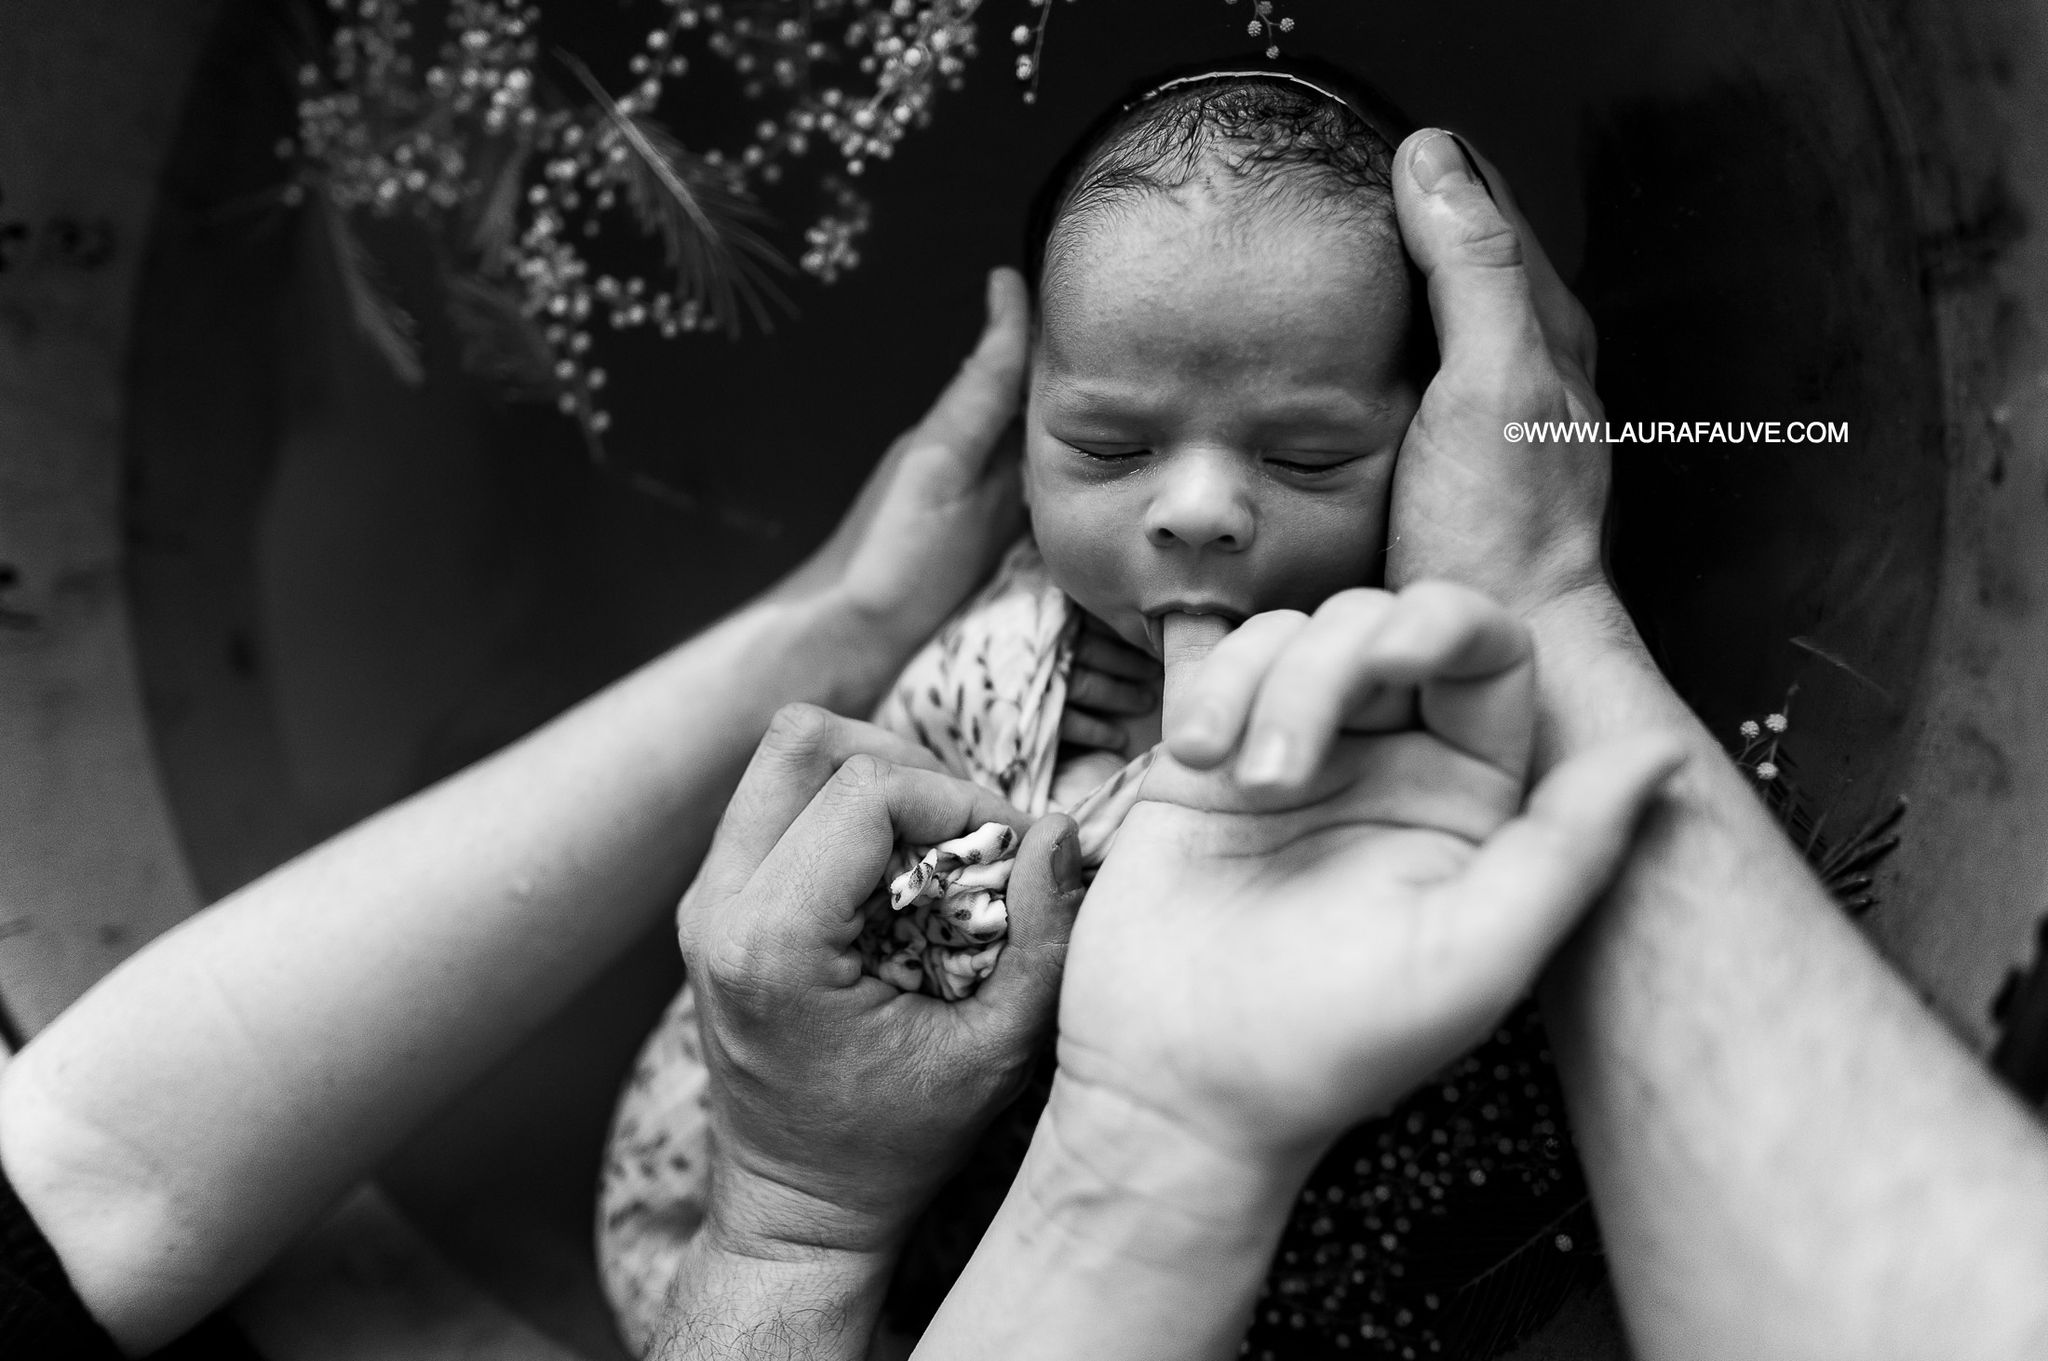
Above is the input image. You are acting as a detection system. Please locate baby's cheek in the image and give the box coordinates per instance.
[1029,490,1131,614]
[1264,493,1392,602]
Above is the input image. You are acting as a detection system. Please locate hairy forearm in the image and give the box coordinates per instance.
[1530,590,2048,1360]
[655,1227,895,1361]
[914,1075,1305,1361]
[0,582,901,1352]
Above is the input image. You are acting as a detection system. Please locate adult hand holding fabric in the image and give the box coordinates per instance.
[915,584,1680,1361]
[658,703,1081,1359]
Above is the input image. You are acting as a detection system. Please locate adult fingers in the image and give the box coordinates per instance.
[964,814,1082,1044]
[748,756,1025,964]
[1445,734,1687,992]
[1366,581,1537,783]
[1162,611,1305,769]
[1233,584,1531,791]
[1232,590,1400,788]
[900,267,1031,488]
[691,705,946,910]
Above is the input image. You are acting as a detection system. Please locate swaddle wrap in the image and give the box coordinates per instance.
[597,538,1153,1352]
[856,538,1152,1000]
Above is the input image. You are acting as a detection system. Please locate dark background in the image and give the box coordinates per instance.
[119,0,1943,1353]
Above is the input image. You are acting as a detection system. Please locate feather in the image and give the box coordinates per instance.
[558,52,790,336]
[469,134,533,271]
[318,197,424,386]
[445,273,556,399]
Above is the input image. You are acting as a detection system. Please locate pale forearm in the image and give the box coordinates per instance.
[915,1076,1304,1361]
[1532,591,2048,1360]
[0,581,901,1350]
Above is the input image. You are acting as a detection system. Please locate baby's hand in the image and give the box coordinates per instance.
[1059,614,1160,754]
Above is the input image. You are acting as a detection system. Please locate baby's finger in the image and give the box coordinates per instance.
[901,268,1030,488]
[1234,589,1401,790]
[1066,663,1155,718]
[1058,709,1128,754]
[1074,623,1163,684]
[1163,611,1305,769]
[693,706,947,909]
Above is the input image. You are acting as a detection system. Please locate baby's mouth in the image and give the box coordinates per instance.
[1141,605,1246,659]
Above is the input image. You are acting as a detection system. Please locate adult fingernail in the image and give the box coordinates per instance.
[1053,833,1084,894]
[1448,133,1498,202]
[1239,730,1295,786]
[1410,129,1477,194]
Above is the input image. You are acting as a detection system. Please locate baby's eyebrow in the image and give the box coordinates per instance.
[1034,373,1161,418]
[1037,374,1398,427]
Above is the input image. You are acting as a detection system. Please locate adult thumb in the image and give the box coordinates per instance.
[1449,733,1688,991]
[906,266,1031,481]
[971,812,1083,1039]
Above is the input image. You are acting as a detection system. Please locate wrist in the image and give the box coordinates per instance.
[671,1190,899,1361]
[920,1072,1307,1356]
[1518,583,1708,770]
[744,581,910,718]
[1025,1071,1311,1267]
[706,1145,921,1263]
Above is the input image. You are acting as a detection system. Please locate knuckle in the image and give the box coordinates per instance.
[764,701,838,758]
[832,751,893,794]
[1405,578,1488,616]
[1244,606,1311,639]
[1313,587,1393,625]
[1451,212,1527,272]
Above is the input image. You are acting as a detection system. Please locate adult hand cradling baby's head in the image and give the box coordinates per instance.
[674,702,1082,1259]
[1386,130,1612,620]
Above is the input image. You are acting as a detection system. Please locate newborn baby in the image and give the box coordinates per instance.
[846,58,1425,998]
[602,62,1585,1361]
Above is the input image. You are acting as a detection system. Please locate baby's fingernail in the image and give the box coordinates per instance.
[1410,129,1477,194]
[1238,730,1295,786]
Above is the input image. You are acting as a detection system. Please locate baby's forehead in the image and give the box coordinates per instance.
[1040,191,1411,353]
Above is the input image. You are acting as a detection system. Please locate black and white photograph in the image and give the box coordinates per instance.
[2,1,2045,1358]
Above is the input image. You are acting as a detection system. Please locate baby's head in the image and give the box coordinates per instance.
[1022,62,1429,657]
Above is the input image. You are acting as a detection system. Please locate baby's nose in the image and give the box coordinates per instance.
[1144,452,1255,553]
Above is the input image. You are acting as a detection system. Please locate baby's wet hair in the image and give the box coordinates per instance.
[1025,57,1419,305]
